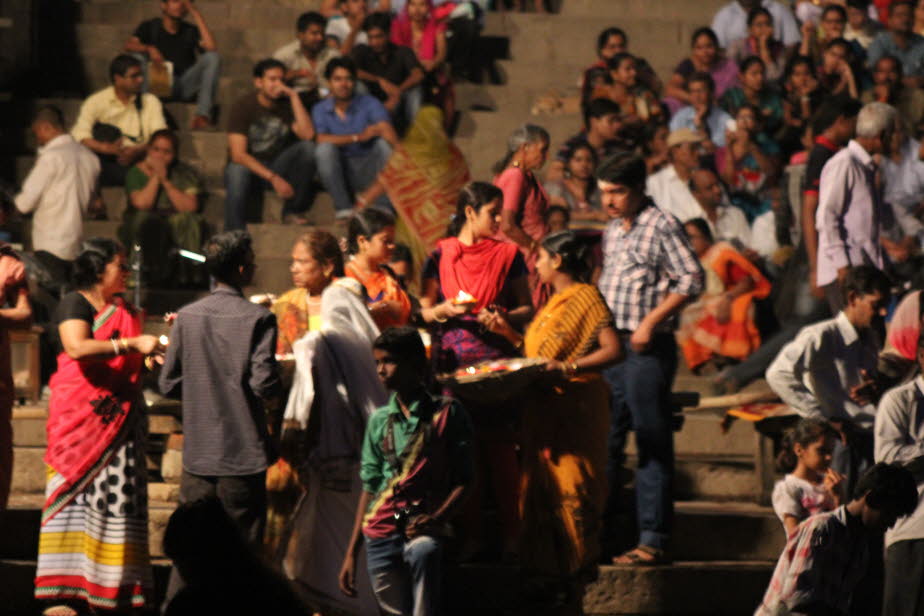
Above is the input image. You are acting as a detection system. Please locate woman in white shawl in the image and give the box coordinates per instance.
[280,276,385,615]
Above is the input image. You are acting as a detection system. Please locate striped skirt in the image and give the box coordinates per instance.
[35,418,153,610]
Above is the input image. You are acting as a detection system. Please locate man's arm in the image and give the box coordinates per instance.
[185,0,217,51]
[766,333,826,418]
[816,162,851,281]
[14,152,55,214]
[287,87,314,141]
[396,66,424,94]
[874,389,924,464]
[248,313,283,404]
[339,490,373,596]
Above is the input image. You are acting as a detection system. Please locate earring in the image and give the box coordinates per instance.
[512,159,521,168]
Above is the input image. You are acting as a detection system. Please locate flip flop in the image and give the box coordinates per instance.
[612,544,671,566]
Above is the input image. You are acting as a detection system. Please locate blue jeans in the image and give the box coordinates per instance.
[135,51,222,117]
[603,332,678,551]
[316,138,392,213]
[397,85,423,129]
[365,534,442,616]
[223,140,316,230]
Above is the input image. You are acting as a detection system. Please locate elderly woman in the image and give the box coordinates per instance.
[35,238,163,615]
[120,129,206,286]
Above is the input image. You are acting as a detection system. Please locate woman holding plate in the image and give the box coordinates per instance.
[420,180,533,559]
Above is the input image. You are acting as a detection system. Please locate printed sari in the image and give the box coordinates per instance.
[35,298,152,610]
[520,283,612,577]
[271,287,322,356]
[677,242,771,370]
[345,260,413,331]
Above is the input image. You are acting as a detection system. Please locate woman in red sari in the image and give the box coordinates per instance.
[420,181,533,559]
[35,239,164,616]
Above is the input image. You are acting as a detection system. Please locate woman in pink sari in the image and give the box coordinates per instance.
[391,0,455,130]
[35,239,164,616]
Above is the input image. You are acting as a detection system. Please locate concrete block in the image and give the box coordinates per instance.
[10,447,46,493]
[672,457,759,501]
[11,416,45,448]
[148,414,182,435]
[166,433,184,451]
[673,502,785,561]
[148,505,175,558]
[148,482,180,504]
[627,412,757,458]
[160,449,183,484]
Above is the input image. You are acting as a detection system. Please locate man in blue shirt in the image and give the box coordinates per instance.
[312,57,398,218]
[867,1,924,88]
[668,72,732,149]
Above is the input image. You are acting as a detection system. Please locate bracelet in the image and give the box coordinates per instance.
[111,339,121,356]
[119,338,130,353]
[571,361,579,374]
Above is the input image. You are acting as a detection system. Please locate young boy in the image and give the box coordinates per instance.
[755,462,918,616]
[339,327,473,616]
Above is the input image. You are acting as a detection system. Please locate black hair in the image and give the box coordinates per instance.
[545,205,571,226]
[580,69,615,123]
[739,55,766,75]
[362,11,392,34]
[373,326,428,373]
[447,181,503,237]
[891,0,915,15]
[325,56,357,81]
[776,419,838,473]
[874,53,904,77]
[204,231,253,285]
[784,55,816,84]
[253,58,286,78]
[32,105,65,130]
[822,4,848,20]
[597,27,626,53]
[687,71,716,95]
[586,97,622,120]
[595,151,647,189]
[607,52,635,73]
[684,217,714,244]
[296,10,326,32]
[810,95,862,134]
[541,230,590,281]
[847,0,870,10]
[390,243,412,264]
[842,265,891,303]
[853,462,918,517]
[73,238,124,290]
[825,37,852,57]
[747,6,773,26]
[736,102,764,128]
[691,27,719,48]
[348,208,395,254]
[687,167,719,193]
[109,54,142,82]
[295,230,345,277]
[148,128,179,153]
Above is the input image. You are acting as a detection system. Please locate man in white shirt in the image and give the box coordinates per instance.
[326,0,369,55]
[875,338,924,615]
[15,106,100,263]
[646,128,704,222]
[273,11,341,107]
[688,167,751,249]
[711,0,801,49]
[767,265,891,494]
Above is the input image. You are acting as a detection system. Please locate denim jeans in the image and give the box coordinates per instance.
[603,332,678,551]
[223,140,316,230]
[135,51,222,118]
[397,85,423,130]
[365,534,442,616]
[316,138,392,213]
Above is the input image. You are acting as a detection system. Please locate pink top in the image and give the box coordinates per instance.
[493,167,549,244]
[390,0,446,62]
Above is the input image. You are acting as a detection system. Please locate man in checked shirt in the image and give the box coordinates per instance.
[595,151,705,565]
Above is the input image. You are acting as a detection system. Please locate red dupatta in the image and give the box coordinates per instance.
[390,0,446,61]
[43,298,144,520]
[437,236,520,313]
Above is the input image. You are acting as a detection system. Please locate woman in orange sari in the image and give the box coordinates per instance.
[345,208,413,330]
[489,231,621,605]
[677,218,771,372]
[35,239,164,616]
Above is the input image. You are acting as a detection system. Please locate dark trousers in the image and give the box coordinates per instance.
[162,470,267,613]
[884,539,924,616]
[603,332,678,551]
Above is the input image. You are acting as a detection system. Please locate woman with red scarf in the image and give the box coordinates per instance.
[35,239,164,616]
[421,181,533,559]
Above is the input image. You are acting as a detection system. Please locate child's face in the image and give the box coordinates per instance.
[547,211,569,233]
[847,6,867,29]
[795,436,835,474]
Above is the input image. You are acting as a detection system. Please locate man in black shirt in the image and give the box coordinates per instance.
[124,0,221,130]
[352,12,424,131]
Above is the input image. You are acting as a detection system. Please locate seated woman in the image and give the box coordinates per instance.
[677,218,771,372]
[271,231,344,356]
[816,38,860,98]
[607,52,664,123]
[718,103,782,200]
[344,208,413,330]
[720,56,784,138]
[779,55,825,157]
[484,230,620,592]
[390,0,455,130]
[582,27,662,95]
[120,129,206,287]
[663,27,739,115]
[727,7,787,82]
[543,143,607,227]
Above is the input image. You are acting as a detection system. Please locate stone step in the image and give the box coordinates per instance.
[663,455,758,502]
[626,411,756,459]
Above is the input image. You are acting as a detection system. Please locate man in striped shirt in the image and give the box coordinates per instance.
[596,151,704,564]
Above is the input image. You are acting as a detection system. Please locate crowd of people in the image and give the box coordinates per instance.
[7,0,924,614]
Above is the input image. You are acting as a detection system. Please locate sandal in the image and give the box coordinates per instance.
[612,544,671,566]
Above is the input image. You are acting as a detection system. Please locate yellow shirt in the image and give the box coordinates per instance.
[71,86,167,145]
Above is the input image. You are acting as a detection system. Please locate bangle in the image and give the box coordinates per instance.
[120,338,130,353]
[111,339,121,356]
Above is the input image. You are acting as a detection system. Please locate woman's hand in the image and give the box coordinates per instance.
[130,334,165,356]
[370,300,401,321]
[440,300,471,318]
[477,307,510,336]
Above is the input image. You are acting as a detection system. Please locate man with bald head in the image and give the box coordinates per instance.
[689,167,752,249]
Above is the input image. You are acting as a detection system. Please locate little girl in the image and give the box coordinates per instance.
[772,418,844,535]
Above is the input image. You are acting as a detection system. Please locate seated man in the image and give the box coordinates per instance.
[669,72,733,149]
[867,1,924,88]
[273,11,341,109]
[862,54,924,137]
[766,265,891,494]
[547,97,624,184]
[351,12,424,130]
[313,57,397,218]
[124,0,220,130]
[645,128,705,222]
[845,0,881,50]
[120,129,206,287]
[339,326,473,616]
[71,54,167,186]
[225,58,316,230]
[327,0,369,55]
[755,463,917,616]
[15,106,99,267]
[688,167,751,248]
